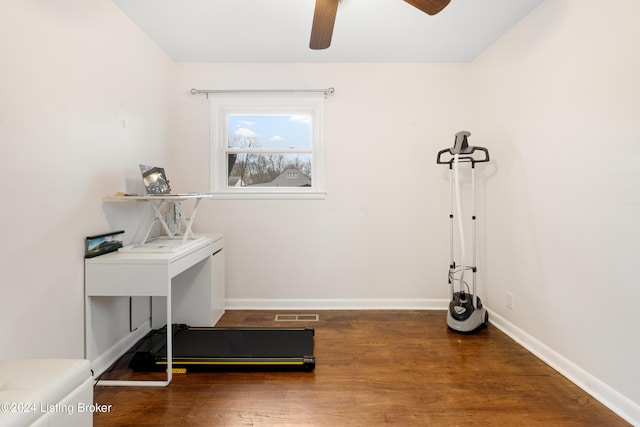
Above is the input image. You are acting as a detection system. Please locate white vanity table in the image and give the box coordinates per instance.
[85,195,224,387]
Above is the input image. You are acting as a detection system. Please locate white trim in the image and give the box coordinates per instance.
[225,298,449,310]
[90,320,151,377]
[207,191,327,200]
[488,310,640,426]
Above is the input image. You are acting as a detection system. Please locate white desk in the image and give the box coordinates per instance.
[85,233,224,387]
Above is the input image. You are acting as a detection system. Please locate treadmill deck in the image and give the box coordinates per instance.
[129,324,315,372]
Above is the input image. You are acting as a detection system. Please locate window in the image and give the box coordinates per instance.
[210,93,325,199]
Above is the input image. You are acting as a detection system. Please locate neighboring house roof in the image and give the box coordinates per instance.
[250,167,311,187]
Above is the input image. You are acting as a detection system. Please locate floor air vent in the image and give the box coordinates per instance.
[274,314,319,322]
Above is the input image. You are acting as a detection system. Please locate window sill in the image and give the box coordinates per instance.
[208,191,327,200]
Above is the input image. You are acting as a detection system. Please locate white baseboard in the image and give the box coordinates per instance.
[225,298,449,310]
[488,309,639,426]
[91,321,151,378]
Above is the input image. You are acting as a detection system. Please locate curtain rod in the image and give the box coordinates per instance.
[190,87,335,98]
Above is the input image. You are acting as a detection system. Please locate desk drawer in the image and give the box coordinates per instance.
[85,263,169,296]
[169,241,216,278]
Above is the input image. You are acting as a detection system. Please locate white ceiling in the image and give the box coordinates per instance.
[112,0,544,62]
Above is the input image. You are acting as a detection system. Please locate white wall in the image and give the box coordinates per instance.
[470,0,640,419]
[0,0,174,359]
[171,63,471,308]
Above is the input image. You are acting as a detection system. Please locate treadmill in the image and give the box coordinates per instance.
[129,324,315,372]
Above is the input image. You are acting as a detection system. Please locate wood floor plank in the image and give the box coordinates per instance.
[93,310,629,426]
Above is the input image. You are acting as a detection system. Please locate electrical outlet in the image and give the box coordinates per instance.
[506,292,514,310]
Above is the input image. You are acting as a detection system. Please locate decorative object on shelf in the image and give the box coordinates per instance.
[85,230,124,258]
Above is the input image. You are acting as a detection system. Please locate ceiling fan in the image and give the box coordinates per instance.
[310,0,451,50]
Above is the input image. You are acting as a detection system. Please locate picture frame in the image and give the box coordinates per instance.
[85,230,125,258]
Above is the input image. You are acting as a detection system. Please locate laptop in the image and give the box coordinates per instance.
[139,164,171,195]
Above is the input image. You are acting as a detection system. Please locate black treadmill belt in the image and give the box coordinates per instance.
[129,325,315,372]
[177,327,313,358]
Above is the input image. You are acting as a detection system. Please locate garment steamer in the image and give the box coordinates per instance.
[437,131,490,333]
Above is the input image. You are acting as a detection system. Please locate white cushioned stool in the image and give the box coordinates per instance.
[0,359,93,427]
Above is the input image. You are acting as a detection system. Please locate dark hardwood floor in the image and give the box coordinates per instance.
[93,310,628,426]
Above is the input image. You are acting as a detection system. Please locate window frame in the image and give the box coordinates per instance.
[210,93,326,200]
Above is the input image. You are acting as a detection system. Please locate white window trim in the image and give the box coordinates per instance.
[209,93,326,200]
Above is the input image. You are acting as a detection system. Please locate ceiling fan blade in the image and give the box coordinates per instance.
[309,0,339,50]
[404,0,451,15]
